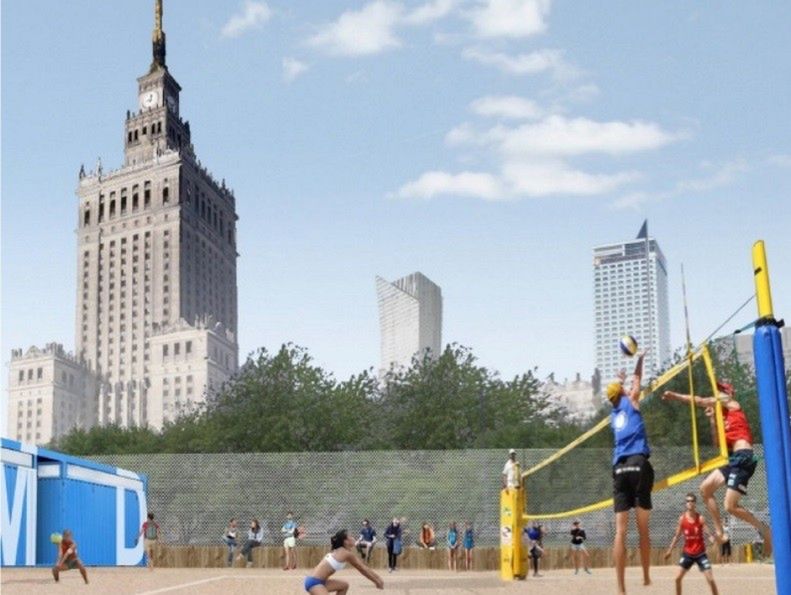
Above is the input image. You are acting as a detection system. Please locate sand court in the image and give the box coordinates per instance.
[0,564,776,595]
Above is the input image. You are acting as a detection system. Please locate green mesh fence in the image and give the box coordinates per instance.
[92,447,768,550]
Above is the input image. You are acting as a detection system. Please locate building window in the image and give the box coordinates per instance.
[185,341,192,354]
[37,368,43,380]
[174,342,180,355]
[163,344,169,358]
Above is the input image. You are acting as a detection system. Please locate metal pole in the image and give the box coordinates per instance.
[751,241,791,594]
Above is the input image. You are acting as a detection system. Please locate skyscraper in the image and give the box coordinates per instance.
[376,272,443,372]
[7,0,239,441]
[593,221,670,384]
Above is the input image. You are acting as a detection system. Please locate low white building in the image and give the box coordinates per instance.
[147,316,238,429]
[543,372,598,421]
[7,344,98,444]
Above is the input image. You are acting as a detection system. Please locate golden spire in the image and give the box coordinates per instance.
[153,0,163,41]
[151,0,166,71]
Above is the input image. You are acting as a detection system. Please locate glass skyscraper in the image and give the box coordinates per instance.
[593,223,670,383]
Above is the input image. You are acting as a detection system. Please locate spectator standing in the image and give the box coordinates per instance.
[502,448,519,490]
[569,520,592,575]
[222,518,238,566]
[384,518,403,573]
[282,511,299,570]
[526,522,546,577]
[418,523,436,549]
[237,519,263,567]
[355,519,377,562]
[463,521,475,570]
[447,522,460,571]
[137,512,160,570]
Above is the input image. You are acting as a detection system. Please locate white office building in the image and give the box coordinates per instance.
[376,272,443,372]
[594,224,670,383]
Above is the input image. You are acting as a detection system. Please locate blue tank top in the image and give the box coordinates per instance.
[611,396,650,465]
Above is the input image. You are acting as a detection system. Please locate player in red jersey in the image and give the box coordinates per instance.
[52,529,89,584]
[662,380,772,557]
[664,494,718,594]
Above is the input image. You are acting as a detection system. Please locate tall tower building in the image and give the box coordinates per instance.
[376,272,443,372]
[7,0,239,440]
[593,221,670,383]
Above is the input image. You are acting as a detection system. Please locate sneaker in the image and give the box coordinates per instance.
[388,568,393,573]
[585,568,592,575]
[575,569,579,575]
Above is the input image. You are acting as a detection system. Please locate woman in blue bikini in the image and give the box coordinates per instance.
[304,529,384,594]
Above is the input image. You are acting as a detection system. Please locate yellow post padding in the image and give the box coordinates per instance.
[500,464,526,579]
[752,241,773,319]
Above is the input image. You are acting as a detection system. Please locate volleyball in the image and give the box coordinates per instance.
[619,335,638,357]
[50,532,63,544]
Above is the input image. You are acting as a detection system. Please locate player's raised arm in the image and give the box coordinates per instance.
[628,351,646,406]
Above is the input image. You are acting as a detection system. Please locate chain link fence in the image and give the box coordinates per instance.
[93,447,768,551]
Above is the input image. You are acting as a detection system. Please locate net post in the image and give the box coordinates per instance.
[751,240,791,594]
[499,464,526,580]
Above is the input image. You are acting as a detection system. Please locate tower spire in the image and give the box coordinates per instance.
[151,0,166,72]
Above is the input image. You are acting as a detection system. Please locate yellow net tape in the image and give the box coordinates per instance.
[522,345,728,521]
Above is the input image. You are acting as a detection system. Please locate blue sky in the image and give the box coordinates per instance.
[2,1,790,412]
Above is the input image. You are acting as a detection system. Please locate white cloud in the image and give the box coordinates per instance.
[393,98,683,201]
[308,1,404,56]
[404,0,457,25]
[221,1,272,39]
[466,0,551,39]
[676,158,749,192]
[494,115,681,158]
[462,47,577,80]
[470,96,543,120]
[502,160,639,196]
[282,58,309,83]
[394,171,505,200]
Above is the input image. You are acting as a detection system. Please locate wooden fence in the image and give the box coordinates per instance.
[149,544,748,570]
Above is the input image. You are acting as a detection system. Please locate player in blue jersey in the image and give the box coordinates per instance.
[606,351,653,595]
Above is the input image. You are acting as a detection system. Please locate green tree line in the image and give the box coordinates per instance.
[52,341,772,456]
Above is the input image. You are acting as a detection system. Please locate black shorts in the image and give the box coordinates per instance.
[719,449,757,495]
[612,454,654,512]
[679,552,712,571]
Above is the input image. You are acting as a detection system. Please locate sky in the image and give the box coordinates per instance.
[2,1,790,416]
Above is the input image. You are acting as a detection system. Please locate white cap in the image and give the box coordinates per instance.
[508,448,516,454]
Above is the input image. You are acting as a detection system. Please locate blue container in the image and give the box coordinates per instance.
[1,438,147,567]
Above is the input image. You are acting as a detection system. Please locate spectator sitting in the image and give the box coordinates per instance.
[237,519,263,567]
[222,518,238,567]
[354,519,377,562]
[418,523,436,549]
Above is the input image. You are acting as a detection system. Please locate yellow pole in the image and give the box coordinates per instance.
[752,241,774,319]
[500,463,525,580]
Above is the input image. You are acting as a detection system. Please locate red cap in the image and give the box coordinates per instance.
[716,381,734,396]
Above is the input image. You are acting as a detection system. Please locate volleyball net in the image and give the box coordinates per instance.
[522,345,729,521]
